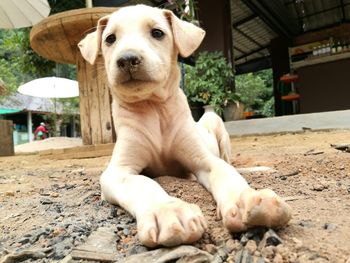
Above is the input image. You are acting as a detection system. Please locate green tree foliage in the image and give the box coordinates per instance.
[235,69,274,117]
[0,0,85,95]
[184,51,234,113]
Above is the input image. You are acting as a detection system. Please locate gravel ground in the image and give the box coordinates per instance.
[1,130,350,262]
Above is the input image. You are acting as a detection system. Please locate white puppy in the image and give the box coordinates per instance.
[78,5,291,247]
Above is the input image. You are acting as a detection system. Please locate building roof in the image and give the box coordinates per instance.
[231,0,350,73]
[0,93,63,114]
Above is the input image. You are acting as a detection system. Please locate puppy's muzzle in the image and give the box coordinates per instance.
[117,52,142,72]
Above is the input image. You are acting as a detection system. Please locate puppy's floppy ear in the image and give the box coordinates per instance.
[163,10,205,57]
[78,15,110,65]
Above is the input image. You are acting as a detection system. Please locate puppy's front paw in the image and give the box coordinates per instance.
[222,188,292,232]
[137,199,207,247]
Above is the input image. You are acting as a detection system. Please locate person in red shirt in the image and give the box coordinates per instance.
[34,122,49,140]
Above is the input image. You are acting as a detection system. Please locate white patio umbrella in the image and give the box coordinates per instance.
[18,77,79,99]
[0,0,50,29]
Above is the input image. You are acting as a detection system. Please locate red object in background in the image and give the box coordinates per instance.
[280,73,299,83]
[34,125,48,139]
[281,94,301,101]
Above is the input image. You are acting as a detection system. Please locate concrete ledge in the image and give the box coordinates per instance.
[225,110,350,136]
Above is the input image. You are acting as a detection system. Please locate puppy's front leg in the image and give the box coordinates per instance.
[174,124,291,233]
[196,156,292,232]
[101,166,206,247]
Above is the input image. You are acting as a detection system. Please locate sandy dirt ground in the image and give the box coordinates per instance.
[14,137,83,154]
[0,130,350,262]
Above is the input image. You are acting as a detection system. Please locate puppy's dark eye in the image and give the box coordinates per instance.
[105,34,116,45]
[151,29,165,39]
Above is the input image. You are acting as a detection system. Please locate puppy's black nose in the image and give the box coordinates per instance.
[117,52,141,70]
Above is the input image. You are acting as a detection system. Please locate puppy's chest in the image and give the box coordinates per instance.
[144,119,186,176]
[145,156,187,178]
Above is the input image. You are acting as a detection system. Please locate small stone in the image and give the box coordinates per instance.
[122,236,133,245]
[204,244,217,254]
[18,237,30,245]
[39,189,50,196]
[261,246,275,259]
[116,224,126,231]
[53,204,63,214]
[40,198,53,205]
[256,256,266,263]
[217,246,229,261]
[245,240,257,254]
[298,220,314,228]
[226,255,235,263]
[292,238,303,249]
[117,208,125,216]
[225,239,240,253]
[240,234,249,246]
[123,228,130,236]
[0,248,51,262]
[110,206,118,217]
[235,249,243,262]
[312,182,328,191]
[5,191,15,197]
[242,227,267,244]
[323,223,337,231]
[241,249,253,263]
[50,192,59,198]
[52,227,66,237]
[258,229,282,250]
[254,250,261,257]
[30,228,52,243]
[296,251,325,262]
[65,184,75,190]
[273,253,283,263]
[127,245,148,256]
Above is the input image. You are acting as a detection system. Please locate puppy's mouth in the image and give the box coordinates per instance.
[117,71,154,85]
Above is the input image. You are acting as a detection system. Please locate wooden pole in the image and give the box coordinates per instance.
[27,111,33,142]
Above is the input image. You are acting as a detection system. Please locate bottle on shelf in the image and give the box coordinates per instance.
[337,41,343,53]
[343,40,348,52]
[331,41,337,54]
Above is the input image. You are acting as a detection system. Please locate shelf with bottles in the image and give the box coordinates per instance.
[310,38,350,59]
[289,38,350,69]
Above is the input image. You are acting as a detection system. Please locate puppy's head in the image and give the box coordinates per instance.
[78,5,205,102]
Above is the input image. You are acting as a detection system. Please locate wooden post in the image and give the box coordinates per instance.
[27,111,33,142]
[77,55,114,145]
[0,120,14,156]
[29,7,118,145]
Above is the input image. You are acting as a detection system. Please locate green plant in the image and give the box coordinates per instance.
[222,90,241,107]
[184,51,235,113]
[235,69,274,116]
[164,0,198,24]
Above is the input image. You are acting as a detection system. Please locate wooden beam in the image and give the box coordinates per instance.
[235,45,269,61]
[233,27,264,48]
[232,14,258,28]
